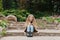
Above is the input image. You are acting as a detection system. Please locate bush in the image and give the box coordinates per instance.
[0,20,7,28]
[0,30,6,36]
[0,9,53,22]
[1,9,30,21]
[42,17,54,23]
[55,18,60,22]
[0,20,7,36]
[32,11,52,18]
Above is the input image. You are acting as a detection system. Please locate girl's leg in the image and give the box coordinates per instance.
[26,25,34,37]
[30,25,34,33]
[27,25,30,32]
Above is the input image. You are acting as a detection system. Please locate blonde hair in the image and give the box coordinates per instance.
[25,14,37,28]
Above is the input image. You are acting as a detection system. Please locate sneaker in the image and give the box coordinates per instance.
[26,32,33,37]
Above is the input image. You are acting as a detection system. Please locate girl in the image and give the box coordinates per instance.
[24,14,38,37]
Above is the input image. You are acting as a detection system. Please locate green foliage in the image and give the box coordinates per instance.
[45,17,54,23]
[33,11,52,18]
[42,17,54,23]
[0,20,7,36]
[2,9,30,21]
[42,17,60,23]
[1,0,60,21]
[1,9,53,21]
[55,18,60,22]
[0,20,7,28]
[0,30,6,36]
[2,0,60,20]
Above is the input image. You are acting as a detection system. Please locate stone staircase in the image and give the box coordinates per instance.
[5,22,60,36]
[6,29,60,36]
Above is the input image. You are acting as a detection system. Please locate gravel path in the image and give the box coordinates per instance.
[1,36,60,40]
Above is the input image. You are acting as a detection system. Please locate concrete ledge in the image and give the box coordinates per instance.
[6,29,60,34]
[6,30,24,33]
[38,29,60,33]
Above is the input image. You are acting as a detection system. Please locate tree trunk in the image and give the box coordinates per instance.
[19,0,27,9]
[0,0,2,11]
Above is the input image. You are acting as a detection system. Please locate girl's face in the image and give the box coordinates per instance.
[29,15,34,22]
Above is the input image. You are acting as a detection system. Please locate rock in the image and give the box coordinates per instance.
[6,15,17,22]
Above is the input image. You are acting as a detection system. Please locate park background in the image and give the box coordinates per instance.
[0,0,60,21]
[0,0,60,38]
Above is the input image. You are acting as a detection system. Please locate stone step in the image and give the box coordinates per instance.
[38,29,60,36]
[8,22,25,29]
[8,23,60,30]
[8,22,58,29]
[6,29,60,36]
[6,30,25,36]
[6,30,39,36]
